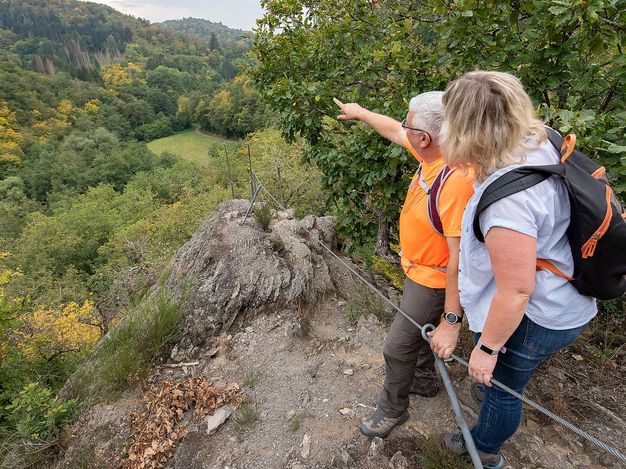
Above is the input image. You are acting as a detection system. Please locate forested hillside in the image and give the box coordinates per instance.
[0,0,277,451]
[0,0,135,79]
[160,17,252,51]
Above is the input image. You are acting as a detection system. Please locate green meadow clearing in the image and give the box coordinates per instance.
[147,129,239,167]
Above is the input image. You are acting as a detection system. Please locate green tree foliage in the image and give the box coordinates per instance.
[0,0,263,162]
[209,32,222,51]
[0,0,134,79]
[246,129,327,217]
[253,0,626,248]
[209,128,327,217]
[176,96,196,129]
[0,176,41,245]
[196,75,272,138]
[16,185,154,278]
[0,159,230,442]
[145,65,194,94]
[15,129,161,205]
[5,382,75,441]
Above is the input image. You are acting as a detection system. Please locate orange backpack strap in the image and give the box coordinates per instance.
[560,134,576,163]
[536,259,573,281]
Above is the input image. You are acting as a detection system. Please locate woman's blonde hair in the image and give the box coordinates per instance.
[441,71,546,181]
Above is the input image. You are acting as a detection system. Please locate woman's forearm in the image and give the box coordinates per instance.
[480,227,536,350]
[479,290,529,350]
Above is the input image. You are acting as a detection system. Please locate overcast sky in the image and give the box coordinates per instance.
[88,0,264,30]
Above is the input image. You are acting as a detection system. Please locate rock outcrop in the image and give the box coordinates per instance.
[166,199,381,359]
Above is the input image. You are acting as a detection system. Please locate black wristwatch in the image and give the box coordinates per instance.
[442,311,463,325]
[477,338,506,356]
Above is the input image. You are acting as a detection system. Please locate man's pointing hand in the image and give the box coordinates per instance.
[333,97,365,121]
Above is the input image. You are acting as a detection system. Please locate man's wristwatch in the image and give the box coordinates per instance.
[476,338,506,356]
[442,311,463,325]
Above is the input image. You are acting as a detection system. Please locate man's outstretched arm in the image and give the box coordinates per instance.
[333,98,406,147]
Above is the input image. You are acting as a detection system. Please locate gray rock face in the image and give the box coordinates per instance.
[166,200,355,359]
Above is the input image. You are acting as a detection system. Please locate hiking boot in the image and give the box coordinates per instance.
[409,370,439,397]
[442,432,506,469]
[358,408,409,438]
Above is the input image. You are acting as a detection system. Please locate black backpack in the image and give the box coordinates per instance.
[473,127,626,300]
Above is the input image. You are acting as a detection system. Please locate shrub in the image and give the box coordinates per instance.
[5,383,75,442]
[65,288,185,404]
[253,204,273,231]
[232,402,258,433]
[243,370,262,388]
[343,308,361,326]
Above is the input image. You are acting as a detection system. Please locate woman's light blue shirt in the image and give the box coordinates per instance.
[458,138,597,333]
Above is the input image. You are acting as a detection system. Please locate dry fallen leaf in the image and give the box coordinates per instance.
[118,377,240,469]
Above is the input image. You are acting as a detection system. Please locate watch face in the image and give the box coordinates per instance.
[445,312,458,324]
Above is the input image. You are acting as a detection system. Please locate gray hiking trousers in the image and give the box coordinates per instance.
[377,277,445,417]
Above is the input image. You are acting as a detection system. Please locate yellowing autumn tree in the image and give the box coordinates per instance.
[0,101,24,176]
[17,300,102,361]
[102,63,133,86]
[56,99,74,116]
[83,98,102,115]
[31,117,70,143]
[102,62,144,87]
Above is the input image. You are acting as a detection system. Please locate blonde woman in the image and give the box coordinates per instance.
[429,71,597,467]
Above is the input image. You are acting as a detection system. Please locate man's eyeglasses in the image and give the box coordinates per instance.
[401,118,431,139]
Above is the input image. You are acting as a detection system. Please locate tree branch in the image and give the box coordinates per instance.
[599,82,619,114]
[45,348,81,362]
[78,320,105,332]
[600,16,625,31]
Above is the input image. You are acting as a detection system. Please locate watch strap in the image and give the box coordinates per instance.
[477,338,506,356]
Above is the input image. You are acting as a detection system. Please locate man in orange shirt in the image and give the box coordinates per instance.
[334,92,474,438]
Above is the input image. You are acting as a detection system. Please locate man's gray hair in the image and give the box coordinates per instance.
[408,91,444,142]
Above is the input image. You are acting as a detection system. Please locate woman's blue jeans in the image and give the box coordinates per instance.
[470,315,589,454]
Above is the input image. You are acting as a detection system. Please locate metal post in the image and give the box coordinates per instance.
[247,143,255,198]
[276,164,284,206]
[241,181,262,226]
[224,143,235,199]
[422,325,483,469]
[435,358,483,469]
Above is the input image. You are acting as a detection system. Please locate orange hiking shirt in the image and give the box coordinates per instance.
[399,135,475,289]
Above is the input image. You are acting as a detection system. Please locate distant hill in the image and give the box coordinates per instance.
[0,0,197,78]
[0,0,260,154]
[159,17,252,51]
